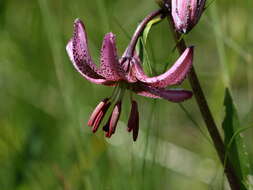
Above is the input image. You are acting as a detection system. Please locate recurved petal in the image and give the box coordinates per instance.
[99,33,126,81]
[133,47,194,88]
[66,39,112,85]
[72,19,99,71]
[132,83,193,102]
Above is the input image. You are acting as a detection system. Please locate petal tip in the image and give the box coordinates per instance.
[73,18,86,34]
[104,32,116,43]
[74,18,82,24]
[169,89,193,102]
[175,90,193,102]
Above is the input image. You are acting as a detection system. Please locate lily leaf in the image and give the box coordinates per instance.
[142,17,162,44]
[136,17,162,75]
[136,37,144,62]
[222,88,251,189]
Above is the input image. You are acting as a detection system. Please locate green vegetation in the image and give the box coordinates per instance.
[0,0,252,189]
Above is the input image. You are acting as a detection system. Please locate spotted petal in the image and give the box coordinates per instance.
[133,47,193,88]
[66,39,111,85]
[72,19,100,72]
[132,83,193,102]
[99,33,126,81]
[67,19,115,85]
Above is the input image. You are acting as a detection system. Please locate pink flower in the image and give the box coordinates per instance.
[171,0,206,33]
[66,19,193,141]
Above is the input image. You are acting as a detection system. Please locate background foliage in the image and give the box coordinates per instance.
[0,0,252,189]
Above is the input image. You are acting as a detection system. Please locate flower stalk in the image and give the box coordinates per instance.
[165,10,241,190]
[124,9,163,58]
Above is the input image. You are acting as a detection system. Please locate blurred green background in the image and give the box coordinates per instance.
[0,0,252,189]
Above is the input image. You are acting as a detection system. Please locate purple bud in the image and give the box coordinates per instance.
[171,0,206,33]
[127,100,139,141]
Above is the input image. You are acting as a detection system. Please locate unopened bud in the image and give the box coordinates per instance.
[171,0,206,33]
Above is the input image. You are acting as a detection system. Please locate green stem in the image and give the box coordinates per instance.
[165,11,242,190]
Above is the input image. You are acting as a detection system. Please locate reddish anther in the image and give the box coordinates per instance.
[107,101,122,138]
[88,98,109,127]
[87,99,111,132]
[127,100,139,141]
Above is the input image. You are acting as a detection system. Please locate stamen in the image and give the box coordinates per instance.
[87,99,111,133]
[105,101,122,138]
[92,111,104,132]
[127,100,139,141]
[92,101,111,133]
[88,98,109,126]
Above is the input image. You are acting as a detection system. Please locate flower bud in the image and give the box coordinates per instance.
[171,0,206,33]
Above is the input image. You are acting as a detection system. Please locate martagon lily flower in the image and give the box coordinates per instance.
[66,18,193,141]
[171,0,206,33]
